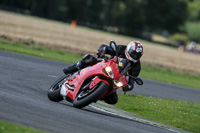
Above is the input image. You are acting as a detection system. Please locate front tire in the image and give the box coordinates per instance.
[47,75,67,102]
[73,82,109,108]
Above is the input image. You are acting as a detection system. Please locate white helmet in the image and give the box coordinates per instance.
[125,41,144,63]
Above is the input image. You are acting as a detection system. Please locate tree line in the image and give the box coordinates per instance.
[0,0,198,41]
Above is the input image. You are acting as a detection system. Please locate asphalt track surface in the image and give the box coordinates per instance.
[0,50,199,133]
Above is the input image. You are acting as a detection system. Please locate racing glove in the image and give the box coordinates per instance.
[97,44,115,58]
[97,45,106,58]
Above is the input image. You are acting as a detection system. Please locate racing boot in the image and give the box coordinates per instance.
[63,60,83,75]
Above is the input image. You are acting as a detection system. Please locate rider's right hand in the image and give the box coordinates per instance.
[122,84,134,92]
[122,77,135,92]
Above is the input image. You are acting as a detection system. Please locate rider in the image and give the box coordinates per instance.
[63,41,144,104]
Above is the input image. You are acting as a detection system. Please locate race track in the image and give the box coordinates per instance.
[0,50,199,133]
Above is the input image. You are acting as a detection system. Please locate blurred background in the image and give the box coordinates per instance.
[0,0,200,75]
[0,0,200,47]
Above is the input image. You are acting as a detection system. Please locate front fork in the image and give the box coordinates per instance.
[60,84,67,97]
[89,76,109,89]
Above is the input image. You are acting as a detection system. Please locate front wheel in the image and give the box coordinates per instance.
[73,82,109,108]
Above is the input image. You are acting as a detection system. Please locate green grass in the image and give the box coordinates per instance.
[0,39,82,64]
[115,94,200,133]
[0,120,45,133]
[140,64,200,89]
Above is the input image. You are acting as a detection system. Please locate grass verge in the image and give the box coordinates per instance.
[140,64,200,89]
[0,120,44,133]
[0,38,82,64]
[115,94,200,133]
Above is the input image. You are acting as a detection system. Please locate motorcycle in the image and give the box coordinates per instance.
[47,41,143,108]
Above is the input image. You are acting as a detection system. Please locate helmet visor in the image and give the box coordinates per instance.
[128,49,142,60]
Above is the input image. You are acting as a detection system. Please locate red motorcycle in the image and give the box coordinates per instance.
[47,41,143,108]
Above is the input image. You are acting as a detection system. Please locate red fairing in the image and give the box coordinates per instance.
[89,77,109,89]
[64,56,128,101]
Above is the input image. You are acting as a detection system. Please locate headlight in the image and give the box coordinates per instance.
[114,80,123,87]
[104,66,114,79]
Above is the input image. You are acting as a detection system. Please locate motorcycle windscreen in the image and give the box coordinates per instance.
[118,58,131,75]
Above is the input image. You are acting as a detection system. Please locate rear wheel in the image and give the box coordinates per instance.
[73,82,109,108]
[47,75,67,102]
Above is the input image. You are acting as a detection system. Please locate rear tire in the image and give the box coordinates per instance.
[47,75,67,102]
[73,82,109,108]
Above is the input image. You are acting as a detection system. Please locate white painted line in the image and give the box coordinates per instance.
[48,75,58,78]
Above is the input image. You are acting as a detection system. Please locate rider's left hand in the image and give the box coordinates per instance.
[97,45,106,58]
